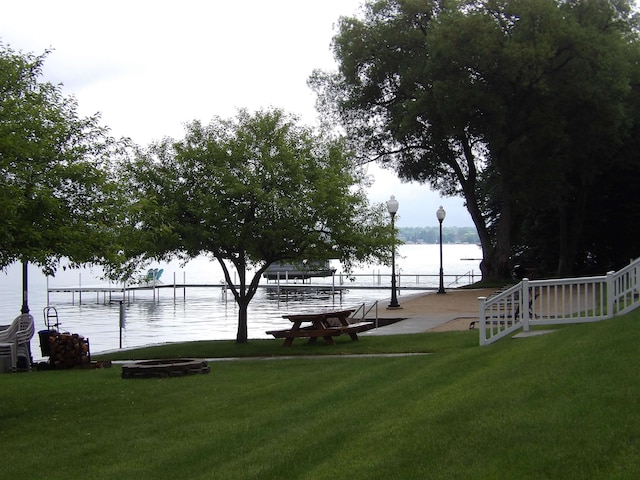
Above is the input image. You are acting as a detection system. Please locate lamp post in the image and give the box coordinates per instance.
[21,260,29,313]
[386,195,400,308]
[436,205,446,294]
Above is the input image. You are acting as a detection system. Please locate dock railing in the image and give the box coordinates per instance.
[478,257,640,346]
[448,270,475,287]
[351,301,380,328]
[337,271,476,289]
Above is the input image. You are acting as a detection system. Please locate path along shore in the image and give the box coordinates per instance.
[362,288,497,336]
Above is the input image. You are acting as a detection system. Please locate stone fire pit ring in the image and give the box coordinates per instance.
[121,358,210,379]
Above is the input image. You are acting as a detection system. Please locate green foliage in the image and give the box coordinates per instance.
[4,313,640,479]
[120,108,395,341]
[311,0,640,278]
[0,42,127,274]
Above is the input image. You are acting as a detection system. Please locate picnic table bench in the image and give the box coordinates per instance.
[266,309,373,347]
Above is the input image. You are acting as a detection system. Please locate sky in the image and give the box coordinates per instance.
[1,0,473,227]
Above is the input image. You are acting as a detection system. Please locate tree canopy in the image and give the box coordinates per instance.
[121,108,394,342]
[311,0,640,278]
[0,43,125,276]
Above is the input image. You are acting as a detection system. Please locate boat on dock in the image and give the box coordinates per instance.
[263,260,336,281]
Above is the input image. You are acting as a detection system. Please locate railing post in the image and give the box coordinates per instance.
[607,271,615,318]
[478,296,487,346]
[522,278,530,332]
[332,271,336,298]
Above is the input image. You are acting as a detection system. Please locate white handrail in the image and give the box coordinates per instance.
[479,257,640,346]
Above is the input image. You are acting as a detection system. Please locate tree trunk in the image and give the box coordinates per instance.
[556,202,569,276]
[466,200,493,280]
[494,198,513,279]
[473,198,513,281]
[557,187,589,277]
[236,299,249,344]
[216,255,252,344]
[462,179,512,281]
[455,134,513,282]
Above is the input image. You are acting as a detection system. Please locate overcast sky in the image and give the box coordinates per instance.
[1,0,473,227]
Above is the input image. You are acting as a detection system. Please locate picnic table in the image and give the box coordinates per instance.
[266,309,373,347]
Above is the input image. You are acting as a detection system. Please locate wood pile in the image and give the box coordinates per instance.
[49,333,90,369]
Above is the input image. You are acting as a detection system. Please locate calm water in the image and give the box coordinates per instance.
[0,244,482,360]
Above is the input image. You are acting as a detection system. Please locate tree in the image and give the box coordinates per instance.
[487,0,640,275]
[310,0,640,279]
[121,108,394,343]
[0,43,125,312]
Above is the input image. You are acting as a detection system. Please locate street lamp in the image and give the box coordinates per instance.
[386,195,400,308]
[436,205,446,294]
[21,261,29,313]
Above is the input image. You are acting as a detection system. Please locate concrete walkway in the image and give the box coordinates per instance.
[361,288,497,336]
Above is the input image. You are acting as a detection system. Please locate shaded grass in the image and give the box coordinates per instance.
[2,312,640,479]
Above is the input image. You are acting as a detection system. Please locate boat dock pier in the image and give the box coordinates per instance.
[46,269,476,306]
[45,282,351,305]
[46,282,445,306]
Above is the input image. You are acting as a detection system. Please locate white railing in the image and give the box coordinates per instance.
[336,271,477,289]
[478,257,640,346]
[611,259,640,316]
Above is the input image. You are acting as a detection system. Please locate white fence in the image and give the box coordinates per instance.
[478,257,640,346]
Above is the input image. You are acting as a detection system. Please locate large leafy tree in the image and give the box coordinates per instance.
[488,0,640,275]
[0,43,125,311]
[122,108,394,343]
[311,0,640,278]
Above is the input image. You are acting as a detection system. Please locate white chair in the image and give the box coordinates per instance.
[0,342,16,373]
[0,315,21,342]
[15,314,34,371]
[0,316,21,373]
[0,314,34,372]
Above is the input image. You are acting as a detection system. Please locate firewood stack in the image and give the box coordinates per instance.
[48,333,90,369]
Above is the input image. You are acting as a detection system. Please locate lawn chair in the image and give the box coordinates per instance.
[16,314,35,371]
[142,268,164,284]
[0,342,16,372]
[0,315,22,372]
[0,314,35,372]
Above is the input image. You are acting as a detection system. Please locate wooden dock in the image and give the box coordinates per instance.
[46,282,441,305]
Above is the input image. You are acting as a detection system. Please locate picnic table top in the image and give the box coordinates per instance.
[282,309,355,321]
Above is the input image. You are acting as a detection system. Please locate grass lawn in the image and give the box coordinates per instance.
[2,313,639,479]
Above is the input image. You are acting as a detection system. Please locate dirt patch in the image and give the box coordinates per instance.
[121,358,210,379]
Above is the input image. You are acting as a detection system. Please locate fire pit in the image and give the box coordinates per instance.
[121,358,210,379]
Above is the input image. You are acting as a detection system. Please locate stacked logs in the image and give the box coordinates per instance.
[48,333,90,369]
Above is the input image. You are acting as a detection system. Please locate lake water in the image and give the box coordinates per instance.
[0,244,482,360]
